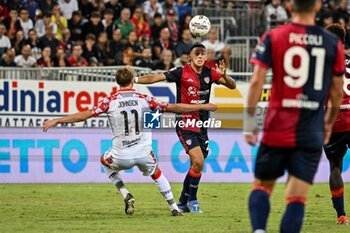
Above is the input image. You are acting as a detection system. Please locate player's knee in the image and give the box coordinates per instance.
[330,166,342,176]
[100,155,107,167]
[252,183,273,196]
[191,160,204,172]
[151,167,162,180]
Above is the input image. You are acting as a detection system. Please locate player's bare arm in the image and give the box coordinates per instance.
[166,103,217,113]
[244,64,268,145]
[215,60,236,89]
[324,75,344,144]
[42,110,93,132]
[136,73,167,84]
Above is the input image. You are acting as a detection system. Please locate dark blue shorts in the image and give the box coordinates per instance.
[254,144,322,184]
[176,128,209,158]
[324,131,350,161]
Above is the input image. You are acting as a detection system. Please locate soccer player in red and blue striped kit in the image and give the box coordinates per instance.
[244,0,345,232]
[136,44,236,213]
[324,23,349,225]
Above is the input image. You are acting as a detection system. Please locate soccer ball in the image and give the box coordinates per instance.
[189,15,211,37]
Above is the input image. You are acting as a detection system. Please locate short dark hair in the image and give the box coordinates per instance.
[85,33,96,41]
[189,43,206,53]
[115,67,134,87]
[326,23,346,44]
[91,11,101,18]
[104,8,114,15]
[291,0,317,13]
[43,11,52,18]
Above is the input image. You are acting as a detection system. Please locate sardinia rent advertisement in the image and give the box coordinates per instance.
[0,80,349,183]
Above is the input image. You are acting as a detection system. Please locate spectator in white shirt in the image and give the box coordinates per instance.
[14,44,37,67]
[0,23,11,56]
[58,0,79,20]
[19,8,34,39]
[143,0,163,23]
[265,0,288,29]
[202,28,225,57]
[35,11,58,38]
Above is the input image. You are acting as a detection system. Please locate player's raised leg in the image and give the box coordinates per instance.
[249,179,275,233]
[151,166,183,216]
[100,154,135,215]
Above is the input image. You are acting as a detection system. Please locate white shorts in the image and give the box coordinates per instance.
[101,149,158,177]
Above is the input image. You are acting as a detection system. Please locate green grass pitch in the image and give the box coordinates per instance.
[0,183,348,233]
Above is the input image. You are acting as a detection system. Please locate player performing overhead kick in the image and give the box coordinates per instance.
[43,67,218,216]
[244,0,345,232]
[324,23,349,225]
[134,43,236,213]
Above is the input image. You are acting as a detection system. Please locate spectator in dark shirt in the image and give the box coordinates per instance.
[154,49,174,70]
[26,28,42,60]
[334,0,349,24]
[60,28,74,56]
[38,24,59,58]
[153,27,175,60]
[37,46,53,67]
[102,8,115,40]
[12,30,26,55]
[68,10,84,42]
[105,0,122,21]
[53,45,69,67]
[81,11,104,40]
[150,13,164,42]
[0,48,16,67]
[78,0,94,20]
[106,28,123,65]
[4,9,23,40]
[126,31,143,59]
[175,28,193,57]
[134,46,155,69]
[82,33,99,62]
[39,0,55,12]
[94,31,109,65]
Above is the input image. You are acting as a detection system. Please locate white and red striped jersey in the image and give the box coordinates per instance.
[91,88,168,159]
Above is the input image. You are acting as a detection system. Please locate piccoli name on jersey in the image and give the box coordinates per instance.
[289,33,323,45]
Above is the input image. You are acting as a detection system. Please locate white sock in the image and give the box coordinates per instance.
[152,171,177,209]
[103,165,129,199]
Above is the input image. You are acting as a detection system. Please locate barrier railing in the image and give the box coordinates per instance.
[0,66,254,82]
[225,36,259,72]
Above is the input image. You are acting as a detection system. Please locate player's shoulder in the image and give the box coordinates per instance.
[318,26,340,42]
[132,92,155,102]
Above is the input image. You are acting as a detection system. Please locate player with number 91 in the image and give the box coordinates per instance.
[243,0,345,232]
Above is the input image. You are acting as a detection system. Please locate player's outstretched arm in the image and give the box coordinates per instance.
[135,73,167,84]
[166,103,217,113]
[42,110,93,132]
[324,75,344,144]
[215,60,236,89]
[244,65,267,145]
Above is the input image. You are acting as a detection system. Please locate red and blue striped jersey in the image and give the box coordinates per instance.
[333,54,350,133]
[250,23,345,149]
